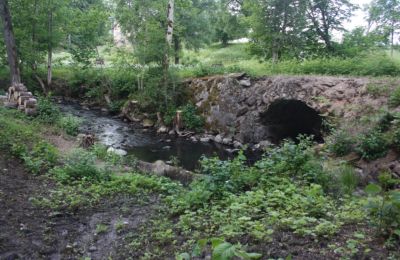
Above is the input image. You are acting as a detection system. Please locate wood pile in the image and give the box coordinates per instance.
[4,83,38,116]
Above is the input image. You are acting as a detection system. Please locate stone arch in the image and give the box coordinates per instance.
[259,99,324,143]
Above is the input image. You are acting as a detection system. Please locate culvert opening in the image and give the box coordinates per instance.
[260,99,324,144]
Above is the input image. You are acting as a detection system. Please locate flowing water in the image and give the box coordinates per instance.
[59,102,234,170]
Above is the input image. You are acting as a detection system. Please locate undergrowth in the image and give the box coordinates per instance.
[1,107,399,259]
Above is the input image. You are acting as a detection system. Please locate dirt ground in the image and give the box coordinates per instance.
[0,152,158,260]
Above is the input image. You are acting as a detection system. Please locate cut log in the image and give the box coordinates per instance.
[24,98,37,108]
[18,91,32,97]
[0,95,7,106]
[18,105,25,111]
[136,160,200,185]
[25,108,37,116]
[14,83,27,92]
[18,95,31,106]
[4,101,17,108]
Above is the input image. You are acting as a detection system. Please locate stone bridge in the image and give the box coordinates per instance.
[187,74,375,144]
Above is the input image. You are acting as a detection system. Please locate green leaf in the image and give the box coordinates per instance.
[176,252,190,260]
[365,184,382,195]
[235,250,263,259]
[192,239,208,256]
[212,242,236,260]
[211,237,224,249]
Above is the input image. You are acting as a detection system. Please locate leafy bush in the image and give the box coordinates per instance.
[182,104,204,131]
[366,84,389,97]
[389,87,400,107]
[375,112,395,132]
[177,238,262,260]
[58,114,82,136]
[23,141,58,174]
[355,130,389,161]
[37,97,61,124]
[392,128,400,150]
[364,183,400,238]
[327,130,355,156]
[51,149,109,183]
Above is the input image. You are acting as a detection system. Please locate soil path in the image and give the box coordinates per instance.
[0,152,156,260]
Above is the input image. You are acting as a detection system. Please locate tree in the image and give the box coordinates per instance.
[211,0,247,46]
[243,0,308,61]
[368,0,400,57]
[0,0,20,85]
[306,0,356,53]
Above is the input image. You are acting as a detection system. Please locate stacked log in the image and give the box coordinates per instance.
[5,83,38,116]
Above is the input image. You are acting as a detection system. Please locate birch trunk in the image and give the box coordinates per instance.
[163,0,174,106]
[0,0,21,85]
[47,0,53,88]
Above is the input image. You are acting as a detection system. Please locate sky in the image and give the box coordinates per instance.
[346,0,372,30]
[333,0,372,41]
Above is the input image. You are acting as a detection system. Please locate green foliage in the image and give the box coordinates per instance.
[391,128,400,150]
[33,172,181,211]
[37,97,61,124]
[327,130,355,157]
[50,149,109,183]
[181,104,204,131]
[0,108,58,174]
[366,83,389,97]
[389,87,400,107]
[338,165,359,195]
[364,183,400,238]
[23,141,59,175]
[57,114,82,136]
[178,238,262,260]
[167,138,366,244]
[355,130,389,161]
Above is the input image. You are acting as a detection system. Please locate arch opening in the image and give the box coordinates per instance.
[260,99,324,144]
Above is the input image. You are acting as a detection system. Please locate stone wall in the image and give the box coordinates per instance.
[187,74,378,144]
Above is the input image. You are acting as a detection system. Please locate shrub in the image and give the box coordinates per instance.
[375,112,395,132]
[392,127,400,150]
[327,130,355,157]
[181,104,204,131]
[366,84,389,97]
[59,115,80,133]
[37,97,61,124]
[51,149,109,183]
[389,87,400,107]
[355,130,389,161]
[364,183,400,237]
[58,114,82,136]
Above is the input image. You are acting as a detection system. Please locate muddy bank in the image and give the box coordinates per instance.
[0,152,159,260]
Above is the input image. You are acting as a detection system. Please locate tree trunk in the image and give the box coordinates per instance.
[163,0,174,106]
[174,36,180,64]
[391,22,394,58]
[0,0,21,85]
[47,0,53,88]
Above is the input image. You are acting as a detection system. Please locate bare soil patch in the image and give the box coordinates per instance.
[0,152,157,260]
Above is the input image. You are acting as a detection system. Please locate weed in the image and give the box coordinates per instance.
[96,224,108,234]
[58,114,82,136]
[390,87,400,107]
[355,130,389,161]
[327,130,355,157]
[36,97,61,124]
[366,84,389,97]
[50,149,109,183]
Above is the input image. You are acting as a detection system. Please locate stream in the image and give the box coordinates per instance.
[59,102,234,170]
